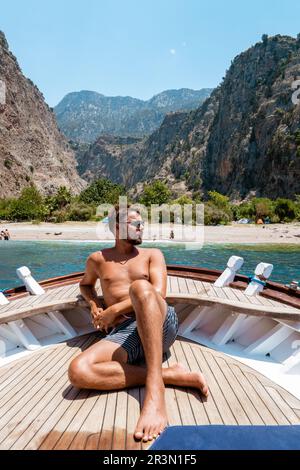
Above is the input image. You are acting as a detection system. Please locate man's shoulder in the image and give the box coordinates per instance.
[140,247,164,258]
[88,250,105,264]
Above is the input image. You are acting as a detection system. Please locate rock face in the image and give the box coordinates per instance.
[76,135,143,186]
[55,88,212,143]
[181,34,300,199]
[78,35,300,199]
[0,32,85,198]
[77,111,188,191]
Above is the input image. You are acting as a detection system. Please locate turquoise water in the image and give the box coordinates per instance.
[0,241,299,291]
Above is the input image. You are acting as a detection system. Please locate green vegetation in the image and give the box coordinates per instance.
[4,186,48,221]
[204,191,233,225]
[139,181,172,206]
[79,178,125,205]
[0,182,299,226]
[4,159,13,170]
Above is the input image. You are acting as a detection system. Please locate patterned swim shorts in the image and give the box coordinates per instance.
[105,305,179,364]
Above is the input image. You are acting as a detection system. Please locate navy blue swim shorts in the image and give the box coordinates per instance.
[105,305,178,364]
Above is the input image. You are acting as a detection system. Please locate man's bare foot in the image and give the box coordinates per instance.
[167,363,209,397]
[134,383,168,442]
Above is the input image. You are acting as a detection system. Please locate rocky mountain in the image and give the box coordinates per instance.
[75,135,143,186]
[0,31,85,198]
[78,35,300,199]
[55,88,212,143]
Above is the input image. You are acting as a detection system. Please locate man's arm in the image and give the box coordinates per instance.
[79,253,103,313]
[149,249,167,299]
[80,253,132,331]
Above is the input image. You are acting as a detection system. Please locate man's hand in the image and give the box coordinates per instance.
[90,305,118,333]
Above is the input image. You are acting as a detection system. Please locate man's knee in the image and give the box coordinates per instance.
[68,355,90,389]
[129,280,154,302]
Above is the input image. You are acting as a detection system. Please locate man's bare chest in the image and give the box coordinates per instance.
[97,258,150,284]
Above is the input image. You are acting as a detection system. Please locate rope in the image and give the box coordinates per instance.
[248,276,267,287]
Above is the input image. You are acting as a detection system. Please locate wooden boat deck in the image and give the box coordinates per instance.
[1,276,300,325]
[0,333,299,450]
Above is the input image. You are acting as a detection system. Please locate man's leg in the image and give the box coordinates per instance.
[68,339,208,395]
[129,279,171,441]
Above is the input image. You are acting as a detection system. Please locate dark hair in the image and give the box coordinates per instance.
[108,204,141,233]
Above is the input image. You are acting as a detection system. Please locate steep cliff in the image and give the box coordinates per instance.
[0,32,85,198]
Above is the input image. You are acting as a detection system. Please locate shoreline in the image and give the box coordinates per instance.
[0,221,300,244]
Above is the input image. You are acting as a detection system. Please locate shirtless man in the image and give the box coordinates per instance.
[68,205,208,442]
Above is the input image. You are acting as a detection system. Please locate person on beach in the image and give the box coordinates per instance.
[68,204,208,442]
[4,229,10,240]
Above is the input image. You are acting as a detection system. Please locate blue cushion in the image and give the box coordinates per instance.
[150,426,300,450]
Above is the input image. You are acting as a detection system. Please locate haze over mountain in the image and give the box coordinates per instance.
[55,88,212,143]
[0,31,85,198]
[78,35,300,200]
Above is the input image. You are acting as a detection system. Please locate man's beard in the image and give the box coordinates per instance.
[127,237,142,245]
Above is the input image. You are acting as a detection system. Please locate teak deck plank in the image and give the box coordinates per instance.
[1,336,300,449]
[0,337,95,449]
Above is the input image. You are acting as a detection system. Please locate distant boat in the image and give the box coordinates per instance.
[0,258,299,450]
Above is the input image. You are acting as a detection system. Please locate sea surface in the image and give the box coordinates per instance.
[0,240,299,291]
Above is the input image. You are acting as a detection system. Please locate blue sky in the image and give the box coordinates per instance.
[1,0,300,106]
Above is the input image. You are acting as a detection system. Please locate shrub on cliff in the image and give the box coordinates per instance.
[79,178,125,205]
[274,198,296,222]
[139,181,171,206]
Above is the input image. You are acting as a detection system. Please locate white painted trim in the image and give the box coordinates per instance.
[181,329,300,400]
[244,325,293,356]
[0,324,20,344]
[8,319,41,351]
[178,305,207,335]
[245,262,273,296]
[212,313,247,346]
[0,293,9,305]
[16,266,45,296]
[48,310,77,338]
[214,256,244,287]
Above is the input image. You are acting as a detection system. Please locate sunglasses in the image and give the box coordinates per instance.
[128,220,145,228]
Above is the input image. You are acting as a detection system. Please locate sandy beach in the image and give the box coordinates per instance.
[1,221,300,244]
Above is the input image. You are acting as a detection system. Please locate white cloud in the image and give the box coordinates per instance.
[170,48,176,55]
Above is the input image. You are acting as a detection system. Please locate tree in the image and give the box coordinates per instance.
[204,204,232,225]
[139,181,171,206]
[295,195,300,221]
[274,198,296,222]
[262,34,268,44]
[45,186,72,214]
[79,178,125,205]
[53,186,72,209]
[208,191,231,211]
[171,195,194,206]
[252,198,274,221]
[7,185,47,221]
